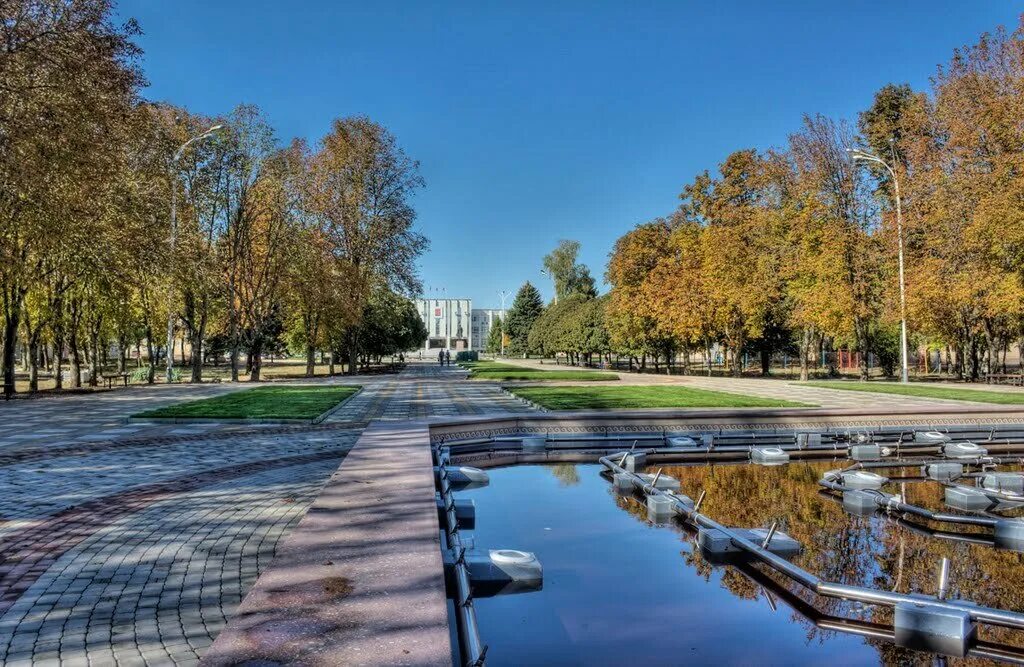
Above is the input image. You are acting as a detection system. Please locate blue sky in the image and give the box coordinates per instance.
[116,1,1019,308]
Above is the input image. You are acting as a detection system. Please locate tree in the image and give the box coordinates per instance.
[504,282,544,356]
[0,0,141,397]
[542,239,597,300]
[486,314,503,354]
[305,117,427,374]
[605,218,682,371]
[789,114,883,380]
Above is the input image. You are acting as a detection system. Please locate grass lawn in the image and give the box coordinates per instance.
[508,385,813,410]
[802,381,1024,405]
[460,360,619,382]
[134,385,361,420]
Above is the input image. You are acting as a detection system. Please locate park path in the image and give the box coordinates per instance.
[0,361,531,666]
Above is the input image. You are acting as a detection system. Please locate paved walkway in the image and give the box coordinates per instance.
[0,361,531,665]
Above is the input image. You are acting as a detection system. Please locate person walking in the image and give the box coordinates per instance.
[445,349,451,367]
[438,349,444,367]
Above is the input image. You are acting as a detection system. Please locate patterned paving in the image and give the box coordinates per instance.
[0,361,533,665]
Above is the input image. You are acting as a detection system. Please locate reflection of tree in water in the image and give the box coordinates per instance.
[605,460,1024,659]
[549,463,580,486]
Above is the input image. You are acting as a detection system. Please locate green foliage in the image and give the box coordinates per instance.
[509,386,813,410]
[134,385,360,419]
[869,324,901,378]
[464,361,617,381]
[542,239,598,300]
[527,294,610,362]
[486,314,503,353]
[357,289,428,360]
[802,382,1024,405]
[504,282,544,355]
[130,366,179,383]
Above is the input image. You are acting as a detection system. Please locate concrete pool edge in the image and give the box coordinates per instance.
[200,420,452,666]
[202,405,1024,665]
[427,405,1024,442]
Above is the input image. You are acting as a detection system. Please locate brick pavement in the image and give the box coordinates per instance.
[0,360,534,665]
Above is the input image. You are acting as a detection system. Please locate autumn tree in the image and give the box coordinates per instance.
[305,117,427,374]
[0,0,141,396]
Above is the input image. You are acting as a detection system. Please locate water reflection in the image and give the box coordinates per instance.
[459,461,1024,665]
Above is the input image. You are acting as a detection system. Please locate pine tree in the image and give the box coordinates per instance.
[504,282,544,356]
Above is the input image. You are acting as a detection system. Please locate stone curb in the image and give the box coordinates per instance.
[201,421,451,666]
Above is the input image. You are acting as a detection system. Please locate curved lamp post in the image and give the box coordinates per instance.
[847,147,909,384]
[498,289,510,356]
[166,124,224,383]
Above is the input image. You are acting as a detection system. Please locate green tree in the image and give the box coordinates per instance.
[542,239,598,301]
[505,282,544,356]
[486,314,503,354]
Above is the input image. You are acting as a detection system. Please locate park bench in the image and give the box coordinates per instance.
[101,372,130,389]
[986,373,1024,386]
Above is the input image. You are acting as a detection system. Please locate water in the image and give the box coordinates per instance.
[456,461,1024,665]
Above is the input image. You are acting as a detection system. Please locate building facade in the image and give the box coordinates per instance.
[471,309,504,352]
[415,298,472,351]
[413,298,505,352]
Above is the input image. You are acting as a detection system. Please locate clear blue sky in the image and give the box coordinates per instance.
[116,1,1019,309]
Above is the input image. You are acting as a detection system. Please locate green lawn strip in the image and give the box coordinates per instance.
[134,385,360,420]
[474,370,619,381]
[460,360,618,381]
[802,381,1024,405]
[509,385,813,410]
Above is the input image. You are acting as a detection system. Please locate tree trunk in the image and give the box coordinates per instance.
[53,336,64,390]
[799,327,812,382]
[189,318,205,383]
[230,342,240,382]
[346,329,358,375]
[117,333,127,374]
[145,324,157,384]
[249,340,263,381]
[89,330,100,387]
[731,336,744,378]
[760,348,770,377]
[2,307,20,399]
[305,344,315,377]
[28,335,39,392]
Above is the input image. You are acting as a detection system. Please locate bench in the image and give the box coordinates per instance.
[986,373,1024,386]
[101,372,130,389]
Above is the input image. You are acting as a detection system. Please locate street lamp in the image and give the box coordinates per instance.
[847,146,910,384]
[166,124,224,383]
[540,268,557,304]
[498,289,510,357]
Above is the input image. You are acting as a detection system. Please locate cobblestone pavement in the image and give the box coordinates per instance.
[0,360,533,665]
[0,383,252,452]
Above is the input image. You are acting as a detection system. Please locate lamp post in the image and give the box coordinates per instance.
[540,268,557,304]
[165,124,224,383]
[848,147,910,384]
[498,289,510,357]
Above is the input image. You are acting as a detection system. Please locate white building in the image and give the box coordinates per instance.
[472,309,504,352]
[416,298,472,351]
[413,298,505,352]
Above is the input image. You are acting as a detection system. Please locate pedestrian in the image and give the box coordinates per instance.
[445,349,451,366]
[438,349,444,367]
